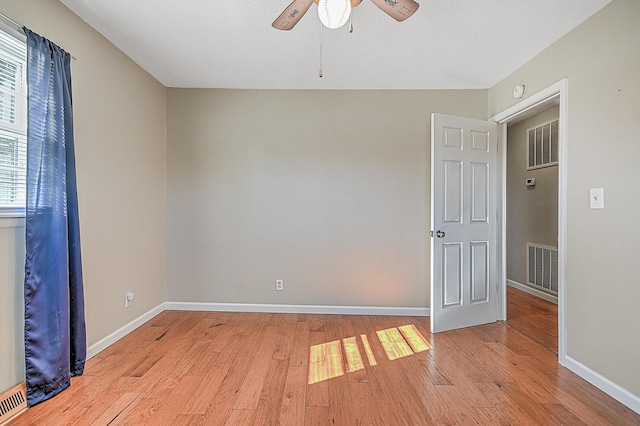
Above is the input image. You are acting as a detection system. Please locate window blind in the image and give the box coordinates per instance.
[0,26,27,212]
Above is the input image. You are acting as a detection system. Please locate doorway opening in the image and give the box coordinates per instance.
[493,79,568,364]
[505,103,559,353]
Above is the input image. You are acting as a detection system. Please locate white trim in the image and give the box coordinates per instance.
[557,80,569,366]
[497,123,507,321]
[564,356,640,415]
[0,18,26,42]
[493,80,566,123]
[507,279,557,304]
[491,78,568,366]
[86,303,165,359]
[165,301,429,317]
[0,216,24,228]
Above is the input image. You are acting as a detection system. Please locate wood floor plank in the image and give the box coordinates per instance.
[541,402,589,425]
[180,356,233,415]
[498,381,562,425]
[146,375,203,426]
[224,409,255,425]
[171,414,205,426]
[109,397,163,425]
[418,353,452,386]
[472,381,542,425]
[123,353,164,378]
[89,392,141,425]
[289,321,311,367]
[279,366,307,426]
[233,325,280,409]
[9,289,640,426]
[273,314,297,361]
[201,355,254,425]
[401,351,458,425]
[304,406,329,426]
[252,359,289,425]
[348,382,381,426]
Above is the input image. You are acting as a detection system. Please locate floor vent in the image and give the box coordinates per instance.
[0,382,27,425]
[527,243,558,295]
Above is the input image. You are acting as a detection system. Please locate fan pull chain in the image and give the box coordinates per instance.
[349,14,353,33]
[319,24,323,78]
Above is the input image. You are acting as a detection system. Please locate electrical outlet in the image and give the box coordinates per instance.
[275,279,284,291]
[125,292,134,307]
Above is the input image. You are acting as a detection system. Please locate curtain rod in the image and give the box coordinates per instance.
[0,11,77,60]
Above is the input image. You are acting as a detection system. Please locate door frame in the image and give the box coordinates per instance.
[492,79,568,365]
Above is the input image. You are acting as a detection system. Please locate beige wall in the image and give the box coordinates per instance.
[490,0,640,396]
[0,1,166,391]
[166,89,486,307]
[506,106,559,285]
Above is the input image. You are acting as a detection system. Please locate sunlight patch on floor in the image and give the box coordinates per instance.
[308,340,344,385]
[398,324,431,353]
[307,325,430,384]
[360,334,377,367]
[342,337,365,373]
[376,327,414,361]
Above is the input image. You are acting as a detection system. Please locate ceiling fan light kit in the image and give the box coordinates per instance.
[318,0,352,29]
[272,0,420,76]
[272,0,419,31]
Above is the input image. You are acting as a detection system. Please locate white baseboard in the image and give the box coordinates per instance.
[507,279,557,304]
[86,303,165,360]
[165,301,429,317]
[564,356,640,415]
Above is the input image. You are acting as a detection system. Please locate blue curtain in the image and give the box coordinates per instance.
[23,28,86,407]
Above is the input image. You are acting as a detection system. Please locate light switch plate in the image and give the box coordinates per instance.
[590,188,604,209]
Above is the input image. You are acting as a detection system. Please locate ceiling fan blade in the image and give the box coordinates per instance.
[370,0,419,22]
[351,0,363,7]
[272,0,315,30]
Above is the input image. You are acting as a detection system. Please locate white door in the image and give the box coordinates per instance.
[430,113,498,333]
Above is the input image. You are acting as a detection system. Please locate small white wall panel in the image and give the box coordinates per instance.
[442,243,462,307]
[470,162,489,223]
[471,130,489,153]
[443,160,463,223]
[443,127,463,150]
[470,241,489,303]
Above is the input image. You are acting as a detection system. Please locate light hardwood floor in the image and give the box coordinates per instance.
[10,288,640,425]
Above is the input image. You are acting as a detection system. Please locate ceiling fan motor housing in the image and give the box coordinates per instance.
[318,0,352,29]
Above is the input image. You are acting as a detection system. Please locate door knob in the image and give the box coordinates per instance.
[436,230,446,238]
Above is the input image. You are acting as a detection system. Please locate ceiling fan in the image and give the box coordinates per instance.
[272,0,419,31]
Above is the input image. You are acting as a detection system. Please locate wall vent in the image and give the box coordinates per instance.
[0,382,27,425]
[527,243,558,295]
[527,118,559,170]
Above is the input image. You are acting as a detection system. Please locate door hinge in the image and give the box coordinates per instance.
[430,230,434,237]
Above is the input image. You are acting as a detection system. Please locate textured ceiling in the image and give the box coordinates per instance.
[59,0,610,89]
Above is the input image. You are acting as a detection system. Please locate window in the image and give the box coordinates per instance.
[0,25,27,215]
[527,118,558,170]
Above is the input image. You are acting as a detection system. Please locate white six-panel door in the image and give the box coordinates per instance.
[430,113,498,333]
